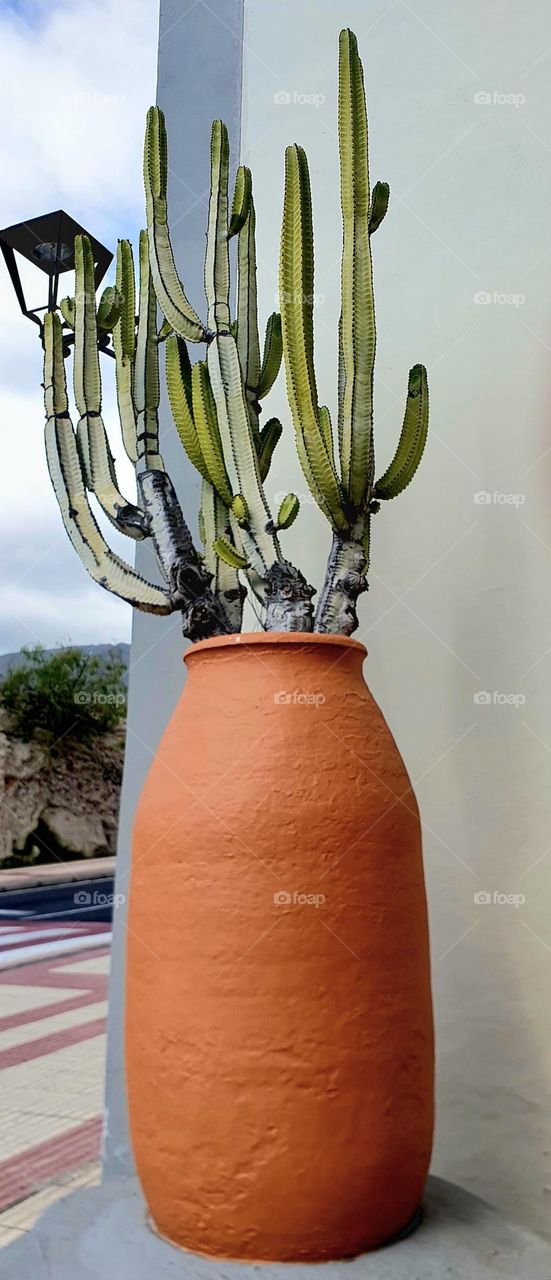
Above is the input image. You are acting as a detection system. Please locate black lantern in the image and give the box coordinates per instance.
[0,209,113,354]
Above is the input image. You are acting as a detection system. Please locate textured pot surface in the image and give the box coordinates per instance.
[127,634,434,1262]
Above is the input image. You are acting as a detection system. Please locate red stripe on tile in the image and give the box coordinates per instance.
[0,922,92,934]
[0,991,104,1033]
[0,1117,102,1212]
[0,1017,106,1070]
[0,948,110,991]
[0,933,85,954]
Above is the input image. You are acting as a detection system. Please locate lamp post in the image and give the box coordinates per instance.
[0,209,113,355]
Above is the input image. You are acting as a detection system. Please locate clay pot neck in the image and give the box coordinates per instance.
[184,631,367,668]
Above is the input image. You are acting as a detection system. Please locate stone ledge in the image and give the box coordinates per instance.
[1,1174,550,1278]
[0,857,116,893]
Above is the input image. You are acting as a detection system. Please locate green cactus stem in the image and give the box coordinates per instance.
[276,493,300,530]
[279,28,429,635]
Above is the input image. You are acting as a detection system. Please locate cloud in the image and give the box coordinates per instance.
[0,0,159,654]
[0,0,159,232]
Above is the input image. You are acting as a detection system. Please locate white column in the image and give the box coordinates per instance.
[103,0,245,1175]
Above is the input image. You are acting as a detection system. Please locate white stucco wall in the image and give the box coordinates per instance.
[106,0,551,1240]
[239,0,551,1236]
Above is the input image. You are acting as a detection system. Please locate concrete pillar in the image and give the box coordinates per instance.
[103,0,244,1175]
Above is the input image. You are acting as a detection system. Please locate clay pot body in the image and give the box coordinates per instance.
[127,634,434,1261]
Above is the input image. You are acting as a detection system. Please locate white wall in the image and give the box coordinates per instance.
[106,0,551,1239]
[241,0,551,1238]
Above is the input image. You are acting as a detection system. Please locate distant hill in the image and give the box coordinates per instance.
[0,643,130,683]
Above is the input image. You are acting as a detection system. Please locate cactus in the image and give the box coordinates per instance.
[42,29,427,643]
[279,29,429,635]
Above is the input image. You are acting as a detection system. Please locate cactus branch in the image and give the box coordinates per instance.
[112,239,138,464]
[236,194,261,432]
[228,165,252,239]
[144,107,208,343]
[368,181,390,234]
[134,230,163,471]
[137,469,231,638]
[44,312,172,614]
[44,242,234,642]
[279,28,429,635]
[338,28,375,511]
[257,311,283,400]
[375,365,429,499]
[72,236,148,540]
[201,119,314,626]
[280,144,348,532]
[201,480,245,631]
[166,336,211,483]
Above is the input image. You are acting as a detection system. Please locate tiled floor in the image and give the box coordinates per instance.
[0,1160,101,1249]
[0,926,110,1235]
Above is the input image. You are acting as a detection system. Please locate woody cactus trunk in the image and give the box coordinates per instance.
[41,27,434,1265]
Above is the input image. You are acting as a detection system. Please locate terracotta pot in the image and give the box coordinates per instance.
[127,633,434,1262]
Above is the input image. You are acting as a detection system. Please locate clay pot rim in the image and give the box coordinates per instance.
[184,631,367,665]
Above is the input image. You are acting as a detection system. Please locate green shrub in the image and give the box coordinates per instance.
[0,645,126,745]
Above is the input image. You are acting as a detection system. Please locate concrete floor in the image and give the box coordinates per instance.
[0,1175,550,1279]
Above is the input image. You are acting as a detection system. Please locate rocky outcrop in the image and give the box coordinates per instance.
[0,707,124,865]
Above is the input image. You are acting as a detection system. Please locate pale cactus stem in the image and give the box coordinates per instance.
[145,105,315,633]
[43,235,234,641]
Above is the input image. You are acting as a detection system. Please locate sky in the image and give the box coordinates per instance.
[0,0,160,654]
